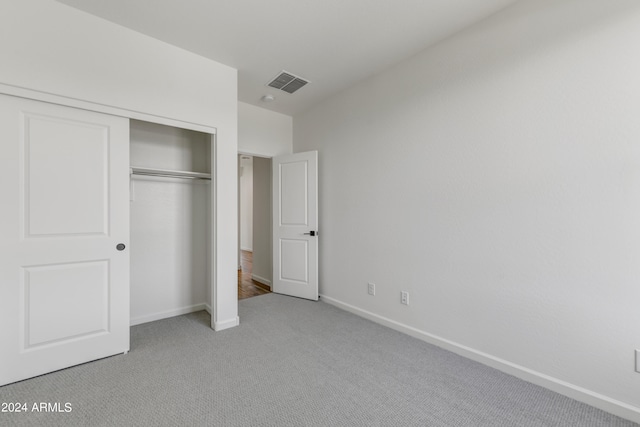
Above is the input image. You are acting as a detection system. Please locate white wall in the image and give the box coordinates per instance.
[239,102,293,157]
[252,157,273,286]
[294,0,640,421]
[240,157,254,251]
[0,0,235,129]
[0,0,238,330]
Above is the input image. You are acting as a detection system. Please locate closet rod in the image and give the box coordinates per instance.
[130,167,211,181]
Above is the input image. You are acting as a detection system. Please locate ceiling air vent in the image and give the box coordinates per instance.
[267,71,309,94]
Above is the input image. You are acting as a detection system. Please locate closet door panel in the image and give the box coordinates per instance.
[24,113,109,236]
[0,94,130,386]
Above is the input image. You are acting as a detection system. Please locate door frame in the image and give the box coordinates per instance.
[0,83,234,331]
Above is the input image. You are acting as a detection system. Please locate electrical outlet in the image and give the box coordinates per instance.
[636,350,640,373]
[368,282,376,296]
[401,291,409,305]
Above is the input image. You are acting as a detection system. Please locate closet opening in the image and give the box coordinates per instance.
[238,154,272,299]
[129,119,213,325]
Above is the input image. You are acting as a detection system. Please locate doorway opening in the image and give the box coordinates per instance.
[238,154,272,299]
[130,119,213,323]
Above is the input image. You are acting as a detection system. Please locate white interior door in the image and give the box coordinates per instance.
[272,151,318,300]
[0,94,130,386]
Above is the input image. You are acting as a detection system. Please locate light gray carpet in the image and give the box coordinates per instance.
[0,293,636,426]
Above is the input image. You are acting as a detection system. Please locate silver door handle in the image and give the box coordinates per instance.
[303,231,317,236]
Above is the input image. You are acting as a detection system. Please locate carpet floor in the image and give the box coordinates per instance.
[0,293,637,426]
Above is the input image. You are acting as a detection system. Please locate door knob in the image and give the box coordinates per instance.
[303,231,316,236]
[116,243,126,251]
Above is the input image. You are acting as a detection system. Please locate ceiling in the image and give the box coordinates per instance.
[56,0,520,116]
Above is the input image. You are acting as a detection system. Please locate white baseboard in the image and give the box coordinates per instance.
[214,316,240,331]
[130,303,208,326]
[251,274,272,288]
[319,294,640,424]
[131,303,238,333]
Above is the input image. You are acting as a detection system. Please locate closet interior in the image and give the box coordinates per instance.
[129,119,212,325]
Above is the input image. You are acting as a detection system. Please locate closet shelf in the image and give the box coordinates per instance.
[130,166,211,181]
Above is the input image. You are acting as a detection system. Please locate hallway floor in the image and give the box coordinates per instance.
[238,250,271,299]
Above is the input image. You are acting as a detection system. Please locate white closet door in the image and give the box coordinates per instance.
[0,94,130,386]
